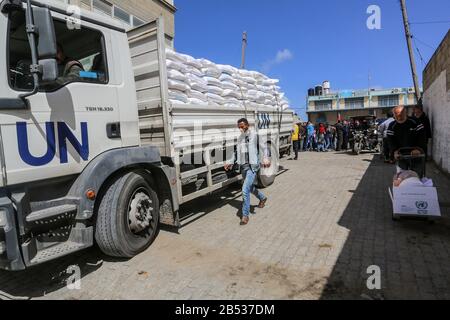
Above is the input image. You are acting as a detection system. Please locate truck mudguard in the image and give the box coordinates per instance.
[69,146,162,220]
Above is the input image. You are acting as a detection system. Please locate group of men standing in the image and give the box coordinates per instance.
[224,104,432,226]
[293,104,432,177]
[291,121,354,160]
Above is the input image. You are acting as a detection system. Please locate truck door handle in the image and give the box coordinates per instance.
[107,122,121,139]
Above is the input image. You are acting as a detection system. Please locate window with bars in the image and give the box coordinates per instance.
[378,95,399,107]
[345,98,364,109]
[315,100,333,111]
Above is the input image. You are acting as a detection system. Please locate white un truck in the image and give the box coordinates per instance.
[0,0,294,270]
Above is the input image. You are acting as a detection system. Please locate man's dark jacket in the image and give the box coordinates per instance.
[387,117,428,153]
[412,112,432,140]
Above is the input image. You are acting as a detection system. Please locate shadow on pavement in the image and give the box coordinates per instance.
[320,155,450,300]
[0,166,286,300]
[0,247,109,300]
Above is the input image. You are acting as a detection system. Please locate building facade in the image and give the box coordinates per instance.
[307,87,419,124]
[55,0,176,41]
[423,29,450,174]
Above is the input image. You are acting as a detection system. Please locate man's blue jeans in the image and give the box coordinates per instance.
[306,135,314,150]
[241,166,266,217]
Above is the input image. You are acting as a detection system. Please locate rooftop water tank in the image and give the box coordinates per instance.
[315,85,323,96]
[323,81,330,94]
[308,88,315,96]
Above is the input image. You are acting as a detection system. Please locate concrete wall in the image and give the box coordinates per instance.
[423,30,450,174]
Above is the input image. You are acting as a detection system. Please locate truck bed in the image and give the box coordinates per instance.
[127,19,294,159]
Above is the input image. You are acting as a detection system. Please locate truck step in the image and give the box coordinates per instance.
[26,204,78,224]
[29,241,86,266]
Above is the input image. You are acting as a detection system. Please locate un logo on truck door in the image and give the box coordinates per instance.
[258,113,271,130]
[17,122,89,166]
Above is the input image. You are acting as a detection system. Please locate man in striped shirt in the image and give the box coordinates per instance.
[387,106,428,177]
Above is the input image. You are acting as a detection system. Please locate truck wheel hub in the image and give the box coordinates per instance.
[128,191,153,233]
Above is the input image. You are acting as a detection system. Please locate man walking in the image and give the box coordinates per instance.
[225,119,269,225]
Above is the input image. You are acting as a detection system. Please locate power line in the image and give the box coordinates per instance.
[410,20,450,25]
[412,37,426,67]
[411,35,436,51]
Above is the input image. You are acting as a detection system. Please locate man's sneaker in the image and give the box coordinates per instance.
[258,198,268,209]
[240,216,249,225]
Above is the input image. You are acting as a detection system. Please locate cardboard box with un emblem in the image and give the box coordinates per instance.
[389,186,442,220]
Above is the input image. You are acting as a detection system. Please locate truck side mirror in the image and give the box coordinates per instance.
[33,7,58,82]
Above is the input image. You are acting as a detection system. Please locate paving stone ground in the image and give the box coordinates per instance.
[1,151,450,300]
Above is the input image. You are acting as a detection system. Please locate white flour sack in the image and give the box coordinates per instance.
[224,98,242,108]
[222,81,239,91]
[166,60,186,73]
[202,66,221,78]
[219,73,234,83]
[188,98,208,105]
[166,49,186,63]
[185,66,203,78]
[207,85,224,96]
[168,79,190,92]
[217,64,237,76]
[222,89,241,99]
[189,89,208,102]
[206,92,225,105]
[166,49,292,110]
[204,76,222,88]
[169,90,189,104]
[168,69,187,82]
[190,82,208,93]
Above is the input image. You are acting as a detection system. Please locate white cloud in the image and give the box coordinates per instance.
[275,49,294,63]
[262,49,294,73]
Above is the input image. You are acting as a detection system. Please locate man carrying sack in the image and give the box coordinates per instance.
[225,118,270,226]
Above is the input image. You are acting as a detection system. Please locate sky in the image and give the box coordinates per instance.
[173,0,450,119]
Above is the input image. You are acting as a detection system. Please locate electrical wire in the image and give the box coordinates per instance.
[412,36,426,67]
[412,35,436,51]
[410,20,450,25]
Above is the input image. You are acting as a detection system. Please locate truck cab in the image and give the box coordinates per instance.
[0,0,169,271]
[0,0,294,271]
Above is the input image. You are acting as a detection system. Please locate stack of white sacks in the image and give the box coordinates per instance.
[166,49,290,110]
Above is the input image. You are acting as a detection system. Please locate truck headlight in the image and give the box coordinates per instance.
[0,209,9,229]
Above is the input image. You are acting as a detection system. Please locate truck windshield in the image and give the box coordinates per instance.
[8,9,108,92]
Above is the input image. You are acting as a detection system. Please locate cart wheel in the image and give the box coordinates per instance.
[392,215,401,222]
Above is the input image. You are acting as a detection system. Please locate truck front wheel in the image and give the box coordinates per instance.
[95,171,159,258]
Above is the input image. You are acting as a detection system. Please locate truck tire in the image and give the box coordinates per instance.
[258,142,280,188]
[95,170,159,258]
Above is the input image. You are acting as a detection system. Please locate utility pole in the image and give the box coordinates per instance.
[400,0,422,102]
[368,71,371,109]
[241,32,247,69]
